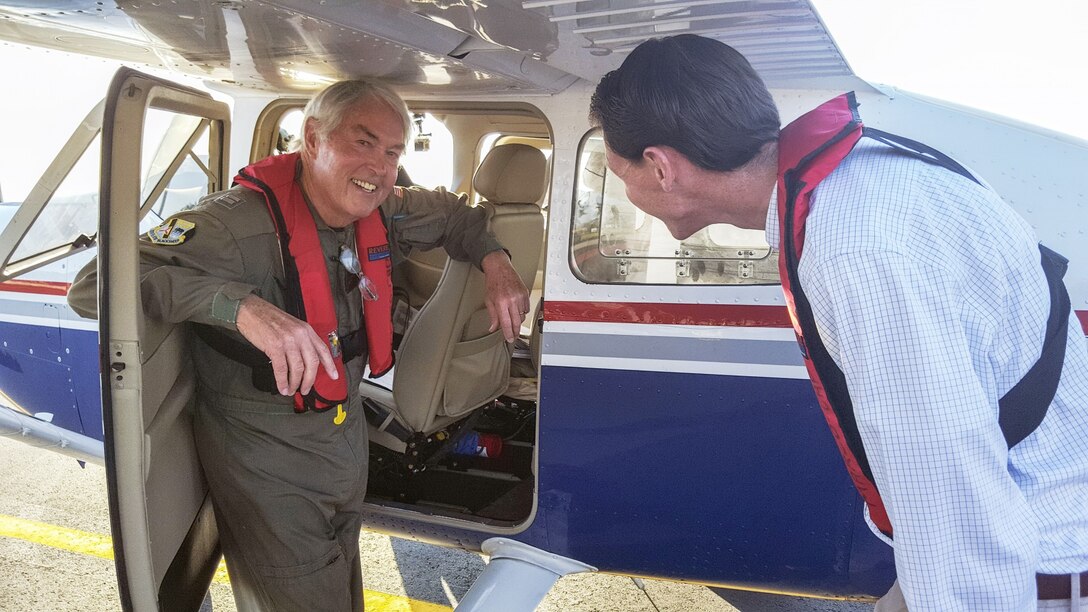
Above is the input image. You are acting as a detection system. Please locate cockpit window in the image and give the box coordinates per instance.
[570,129,779,285]
[272,108,454,191]
[401,113,453,191]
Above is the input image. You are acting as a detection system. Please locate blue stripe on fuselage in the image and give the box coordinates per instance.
[534,364,894,597]
[362,364,894,597]
[0,321,101,440]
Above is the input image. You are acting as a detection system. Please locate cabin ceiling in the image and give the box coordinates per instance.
[0,0,854,95]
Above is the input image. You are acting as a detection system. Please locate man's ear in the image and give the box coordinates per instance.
[642,146,677,192]
[302,117,320,156]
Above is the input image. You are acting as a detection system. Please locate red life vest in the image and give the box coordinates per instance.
[234,152,394,413]
[775,93,892,534]
[777,93,1070,538]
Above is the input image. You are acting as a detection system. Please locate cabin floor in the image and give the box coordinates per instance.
[365,354,538,526]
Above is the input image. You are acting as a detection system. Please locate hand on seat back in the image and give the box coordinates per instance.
[481,250,530,343]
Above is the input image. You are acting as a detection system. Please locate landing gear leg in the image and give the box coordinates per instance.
[455,538,596,611]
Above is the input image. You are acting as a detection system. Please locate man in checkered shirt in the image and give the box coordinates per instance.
[590,34,1088,611]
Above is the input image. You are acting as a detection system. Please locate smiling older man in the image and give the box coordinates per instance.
[69,79,528,611]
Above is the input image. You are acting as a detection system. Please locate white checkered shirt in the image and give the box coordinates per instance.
[766,139,1088,611]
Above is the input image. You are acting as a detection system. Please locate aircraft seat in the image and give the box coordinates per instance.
[361,143,547,448]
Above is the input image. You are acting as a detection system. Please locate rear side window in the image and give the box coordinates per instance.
[570,130,779,286]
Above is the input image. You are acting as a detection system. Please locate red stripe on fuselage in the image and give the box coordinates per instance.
[546,300,1088,335]
[543,301,794,327]
[0,280,71,296]
[1,285,1084,334]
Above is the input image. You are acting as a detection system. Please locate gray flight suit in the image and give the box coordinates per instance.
[68,174,504,612]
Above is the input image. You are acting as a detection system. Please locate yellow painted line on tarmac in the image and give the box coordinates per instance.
[0,514,451,612]
[363,591,451,612]
[0,514,114,560]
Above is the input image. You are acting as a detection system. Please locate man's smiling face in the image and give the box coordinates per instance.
[302,95,405,227]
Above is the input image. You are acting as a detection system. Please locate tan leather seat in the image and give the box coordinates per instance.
[361,144,547,448]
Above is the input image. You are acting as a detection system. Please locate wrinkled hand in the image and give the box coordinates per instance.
[235,294,338,396]
[482,250,530,342]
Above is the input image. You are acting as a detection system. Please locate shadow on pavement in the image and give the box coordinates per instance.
[713,588,875,612]
[390,538,487,606]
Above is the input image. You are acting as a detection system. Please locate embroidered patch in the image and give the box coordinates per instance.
[146,219,195,245]
[367,244,391,261]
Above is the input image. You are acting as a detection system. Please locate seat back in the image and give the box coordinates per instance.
[388,144,547,433]
[391,165,446,312]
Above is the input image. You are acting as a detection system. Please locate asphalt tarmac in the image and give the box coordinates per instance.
[0,435,875,611]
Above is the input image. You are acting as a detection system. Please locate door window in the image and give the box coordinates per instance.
[137,109,214,232]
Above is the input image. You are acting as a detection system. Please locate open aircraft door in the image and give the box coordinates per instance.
[98,68,231,611]
[2,66,231,610]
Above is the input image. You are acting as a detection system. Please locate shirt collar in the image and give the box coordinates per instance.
[294,157,336,232]
[764,183,780,250]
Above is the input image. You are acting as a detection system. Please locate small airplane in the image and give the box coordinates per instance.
[0,1,1085,610]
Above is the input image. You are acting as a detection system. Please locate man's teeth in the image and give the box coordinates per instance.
[352,178,377,193]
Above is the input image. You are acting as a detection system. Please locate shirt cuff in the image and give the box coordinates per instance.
[473,237,508,270]
[210,281,257,327]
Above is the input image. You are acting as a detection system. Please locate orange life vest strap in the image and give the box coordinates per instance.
[234,152,394,411]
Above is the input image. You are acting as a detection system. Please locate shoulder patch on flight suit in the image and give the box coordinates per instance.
[146,218,196,245]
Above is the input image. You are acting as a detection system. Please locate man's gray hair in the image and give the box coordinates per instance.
[300,79,412,148]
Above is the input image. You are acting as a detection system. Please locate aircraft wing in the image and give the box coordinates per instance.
[0,0,860,95]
